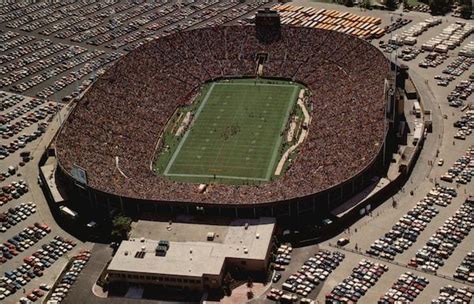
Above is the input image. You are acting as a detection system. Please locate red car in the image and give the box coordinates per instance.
[27,293,37,301]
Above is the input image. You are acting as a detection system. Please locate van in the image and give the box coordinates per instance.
[282,283,296,292]
[457,266,469,274]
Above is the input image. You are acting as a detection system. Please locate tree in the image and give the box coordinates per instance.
[429,0,451,14]
[247,277,253,288]
[360,0,372,9]
[385,0,398,10]
[458,0,472,18]
[345,0,354,7]
[111,215,132,241]
[247,290,254,299]
[222,272,233,296]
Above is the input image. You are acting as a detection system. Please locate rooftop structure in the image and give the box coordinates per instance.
[107,218,275,290]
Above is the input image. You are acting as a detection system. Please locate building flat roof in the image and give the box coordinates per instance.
[108,217,275,277]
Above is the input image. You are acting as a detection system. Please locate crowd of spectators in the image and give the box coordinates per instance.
[56,25,389,205]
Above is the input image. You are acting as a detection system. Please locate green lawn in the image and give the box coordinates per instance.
[158,79,300,184]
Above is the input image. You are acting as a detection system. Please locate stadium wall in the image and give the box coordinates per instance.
[55,123,388,222]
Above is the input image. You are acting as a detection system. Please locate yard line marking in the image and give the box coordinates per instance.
[164,81,300,181]
[164,82,216,175]
[165,173,269,181]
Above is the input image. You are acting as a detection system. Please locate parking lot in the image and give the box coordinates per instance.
[0,90,90,303]
[256,1,474,303]
[0,0,270,101]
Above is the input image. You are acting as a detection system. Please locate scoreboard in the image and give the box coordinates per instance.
[255,9,281,42]
[255,9,281,28]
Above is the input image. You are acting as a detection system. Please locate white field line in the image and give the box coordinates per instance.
[266,85,299,180]
[165,172,269,181]
[164,82,216,175]
[275,89,310,176]
[165,82,299,181]
[215,82,296,88]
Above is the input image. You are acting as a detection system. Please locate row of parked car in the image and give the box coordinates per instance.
[9,48,102,93]
[431,285,473,303]
[435,75,456,87]
[0,93,23,111]
[39,1,118,37]
[441,146,474,184]
[1,235,75,301]
[384,18,412,34]
[54,1,136,40]
[409,4,431,13]
[379,272,429,303]
[0,37,52,66]
[1,120,49,161]
[398,46,422,62]
[447,79,473,109]
[46,249,91,303]
[1,116,40,141]
[366,185,455,260]
[0,202,36,233]
[85,3,163,46]
[0,179,28,205]
[0,97,49,125]
[326,259,388,303]
[4,1,67,30]
[281,250,345,299]
[0,2,50,22]
[96,0,258,56]
[0,30,19,43]
[0,35,35,53]
[18,286,47,303]
[274,243,293,269]
[453,110,473,140]
[0,223,49,265]
[409,198,473,273]
[454,250,474,283]
[1,41,67,76]
[419,52,449,69]
[35,52,121,99]
[15,1,97,33]
[443,56,473,77]
[1,45,87,87]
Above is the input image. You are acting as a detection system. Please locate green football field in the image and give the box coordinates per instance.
[162,79,299,183]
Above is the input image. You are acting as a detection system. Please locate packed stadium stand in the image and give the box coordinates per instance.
[55,25,390,218]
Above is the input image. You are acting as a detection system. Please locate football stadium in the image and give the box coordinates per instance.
[55,15,391,219]
[156,78,303,184]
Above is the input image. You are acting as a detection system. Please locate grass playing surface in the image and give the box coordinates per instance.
[163,80,299,183]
